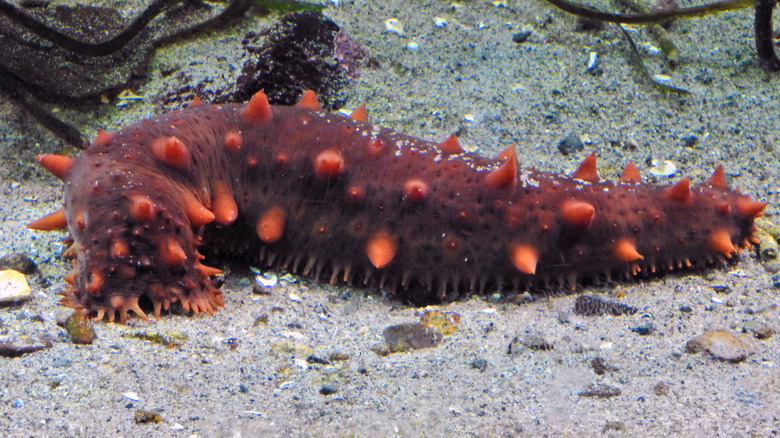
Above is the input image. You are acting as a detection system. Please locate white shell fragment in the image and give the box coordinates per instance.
[434,17,447,27]
[649,160,677,177]
[586,51,598,70]
[0,270,31,303]
[384,18,404,36]
[256,273,278,287]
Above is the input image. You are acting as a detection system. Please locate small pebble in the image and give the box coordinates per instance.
[12,399,22,408]
[686,330,756,363]
[471,358,488,371]
[382,323,443,353]
[743,321,774,339]
[64,311,96,345]
[591,357,619,375]
[577,383,621,398]
[384,18,404,35]
[512,30,532,43]
[433,17,447,27]
[319,384,338,396]
[0,253,36,274]
[557,132,584,155]
[652,381,671,396]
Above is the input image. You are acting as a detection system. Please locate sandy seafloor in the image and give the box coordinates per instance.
[0,0,779,436]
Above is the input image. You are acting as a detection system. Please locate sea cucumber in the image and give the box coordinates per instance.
[29,90,767,323]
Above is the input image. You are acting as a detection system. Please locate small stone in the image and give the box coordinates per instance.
[630,322,654,336]
[419,309,460,335]
[0,340,51,357]
[319,384,338,395]
[652,381,671,396]
[0,270,32,303]
[328,351,350,362]
[512,30,532,43]
[382,323,443,353]
[0,253,36,274]
[743,321,774,339]
[519,335,554,351]
[686,330,756,363]
[574,295,637,316]
[557,132,584,155]
[471,358,488,371]
[679,305,693,313]
[12,399,22,408]
[577,383,621,398]
[306,354,330,365]
[62,311,96,345]
[591,357,619,375]
[134,409,163,424]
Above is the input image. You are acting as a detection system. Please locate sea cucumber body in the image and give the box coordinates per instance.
[45,97,763,320]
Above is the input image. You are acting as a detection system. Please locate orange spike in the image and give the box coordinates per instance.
[191,95,204,106]
[613,238,643,261]
[242,89,273,123]
[224,130,243,151]
[182,192,215,226]
[350,103,368,122]
[438,133,463,155]
[666,177,692,204]
[403,178,429,202]
[571,153,598,182]
[296,89,322,111]
[128,194,156,222]
[152,136,191,169]
[485,145,518,189]
[110,239,130,258]
[195,261,223,278]
[28,208,67,230]
[509,243,538,275]
[736,198,767,219]
[94,129,115,147]
[313,149,345,179]
[63,271,77,285]
[36,154,74,180]
[707,165,727,188]
[620,160,641,182]
[161,236,187,265]
[708,228,736,257]
[560,200,595,229]
[257,206,286,243]
[212,181,238,225]
[126,296,150,322]
[366,231,397,269]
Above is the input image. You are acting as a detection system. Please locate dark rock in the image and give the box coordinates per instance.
[511,30,532,43]
[471,358,488,371]
[306,354,330,365]
[319,384,338,395]
[557,132,584,155]
[0,339,51,357]
[591,357,619,375]
[574,295,637,316]
[0,253,36,274]
[381,323,443,353]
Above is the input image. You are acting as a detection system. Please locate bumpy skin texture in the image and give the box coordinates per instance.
[33,92,766,322]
